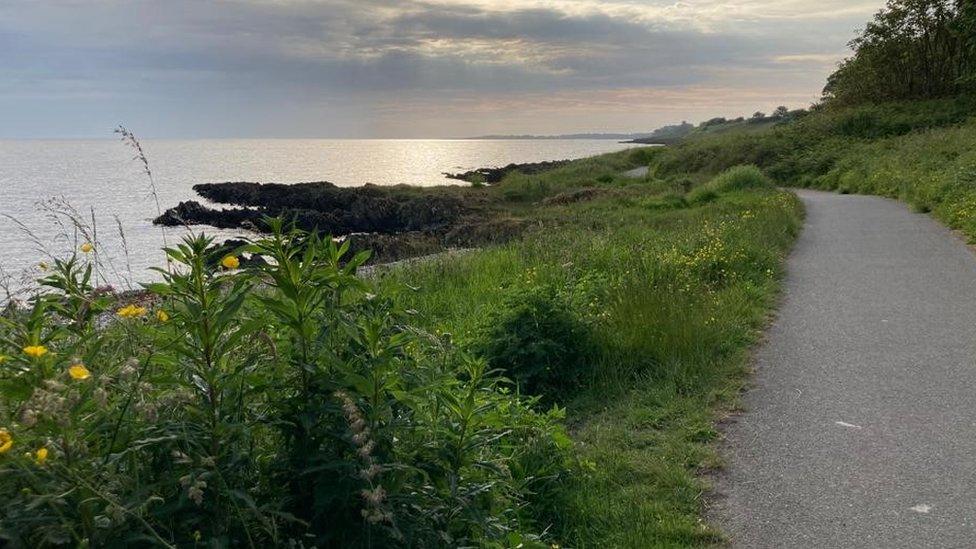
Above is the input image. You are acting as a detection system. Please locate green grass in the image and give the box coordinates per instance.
[375,155,804,546]
[647,97,976,240]
[371,96,976,544]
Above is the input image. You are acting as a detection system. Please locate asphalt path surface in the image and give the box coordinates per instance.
[711,189,976,548]
[622,165,649,178]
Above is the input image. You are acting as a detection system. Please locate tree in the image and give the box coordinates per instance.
[751,111,766,119]
[957,0,976,88]
[823,0,973,105]
[772,106,790,118]
[700,117,728,128]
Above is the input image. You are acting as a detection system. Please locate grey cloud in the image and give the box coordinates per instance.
[0,0,882,137]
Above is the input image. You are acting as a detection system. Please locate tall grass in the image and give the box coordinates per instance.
[0,144,804,547]
[647,97,976,241]
[377,169,803,545]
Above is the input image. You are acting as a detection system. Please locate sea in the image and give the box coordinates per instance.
[0,138,639,291]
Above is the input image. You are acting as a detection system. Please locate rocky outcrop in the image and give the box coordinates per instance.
[155,181,468,235]
[443,160,571,184]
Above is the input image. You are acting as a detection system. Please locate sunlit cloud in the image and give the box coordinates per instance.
[0,0,885,138]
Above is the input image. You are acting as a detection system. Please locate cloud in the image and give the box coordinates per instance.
[0,0,884,137]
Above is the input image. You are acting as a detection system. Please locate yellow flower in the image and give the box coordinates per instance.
[0,429,12,453]
[35,447,48,465]
[0,355,7,364]
[38,261,49,271]
[22,345,48,358]
[68,363,91,380]
[221,255,240,270]
[80,242,93,253]
[156,309,169,323]
[116,304,148,318]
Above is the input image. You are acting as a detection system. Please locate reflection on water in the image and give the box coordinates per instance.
[0,138,639,287]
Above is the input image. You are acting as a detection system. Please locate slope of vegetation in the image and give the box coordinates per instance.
[0,149,803,547]
[6,2,972,546]
[640,96,976,241]
[637,1,976,216]
[0,228,580,547]
[376,158,802,546]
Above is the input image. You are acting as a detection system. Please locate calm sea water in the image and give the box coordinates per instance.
[0,139,638,289]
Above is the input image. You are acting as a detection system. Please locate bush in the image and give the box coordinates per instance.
[0,223,570,547]
[476,285,592,393]
[687,187,718,204]
[639,192,687,210]
[702,165,774,194]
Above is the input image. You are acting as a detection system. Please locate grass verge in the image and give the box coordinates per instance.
[642,98,976,242]
[376,154,804,546]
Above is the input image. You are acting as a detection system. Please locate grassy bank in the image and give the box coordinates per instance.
[639,97,976,241]
[16,94,974,544]
[377,156,803,546]
[0,145,801,547]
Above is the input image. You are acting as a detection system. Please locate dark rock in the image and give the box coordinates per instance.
[154,201,266,229]
[155,182,468,236]
[444,160,571,184]
[344,232,446,264]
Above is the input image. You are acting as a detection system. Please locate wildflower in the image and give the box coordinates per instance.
[120,357,139,377]
[68,362,91,380]
[155,309,169,323]
[220,255,240,270]
[35,447,48,465]
[19,409,37,427]
[93,387,109,408]
[0,355,7,364]
[107,505,126,523]
[357,439,376,460]
[22,345,48,358]
[43,379,66,392]
[193,531,202,542]
[38,261,48,271]
[187,480,207,505]
[80,242,93,253]
[360,463,382,480]
[0,429,12,453]
[116,304,148,318]
[360,486,386,506]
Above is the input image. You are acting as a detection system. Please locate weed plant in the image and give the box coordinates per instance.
[0,222,571,547]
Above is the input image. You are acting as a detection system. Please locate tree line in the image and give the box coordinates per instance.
[823,0,976,105]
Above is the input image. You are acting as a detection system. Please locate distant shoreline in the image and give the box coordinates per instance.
[466,133,653,140]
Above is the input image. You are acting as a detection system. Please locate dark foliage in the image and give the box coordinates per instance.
[824,0,976,105]
[476,286,591,394]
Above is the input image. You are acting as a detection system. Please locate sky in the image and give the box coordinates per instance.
[0,0,886,139]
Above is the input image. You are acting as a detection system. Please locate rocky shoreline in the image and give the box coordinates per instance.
[154,175,528,264]
[443,159,570,184]
[156,181,471,234]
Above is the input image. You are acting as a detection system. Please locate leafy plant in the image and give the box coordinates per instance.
[476,285,592,393]
[0,225,570,547]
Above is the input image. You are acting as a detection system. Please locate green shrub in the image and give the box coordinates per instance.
[639,192,687,210]
[627,146,660,166]
[702,165,774,194]
[476,285,592,393]
[0,223,570,548]
[687,187,718,204]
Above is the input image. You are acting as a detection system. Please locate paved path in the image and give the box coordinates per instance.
[712,189,976,548]
[622,166,649,178]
